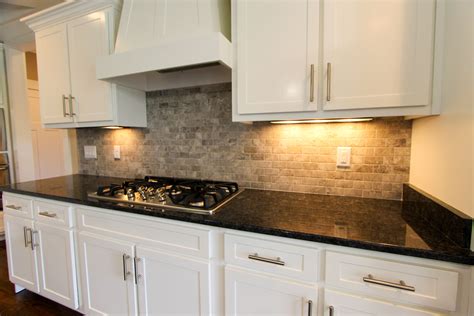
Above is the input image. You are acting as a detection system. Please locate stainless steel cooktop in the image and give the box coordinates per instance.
[88,176,241,215]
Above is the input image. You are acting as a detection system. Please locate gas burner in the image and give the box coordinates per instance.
[88,176,241,215]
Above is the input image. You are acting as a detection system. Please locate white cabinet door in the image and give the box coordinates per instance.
[225,267,317,316]
[4,215,39,292]
[67,11,113,123]
[35,222,78,309]
[79,232,138,316]
[136,246,210,316]
[323,0,435,110]
[35,24,73,124]
[234,0,319,114]
[324,290,442,316]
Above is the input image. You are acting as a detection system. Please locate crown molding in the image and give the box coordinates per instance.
[21,0,122,32]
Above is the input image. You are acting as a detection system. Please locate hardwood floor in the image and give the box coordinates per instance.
[0,241,81,316]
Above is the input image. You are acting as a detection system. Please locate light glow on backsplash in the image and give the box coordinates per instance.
[77,83,412,200]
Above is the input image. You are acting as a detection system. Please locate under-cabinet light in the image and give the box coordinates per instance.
[270,118,373,124]
[102,126,124,129]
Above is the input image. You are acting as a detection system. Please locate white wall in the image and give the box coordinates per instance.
[4,46,36,182]
[409,0,474,217]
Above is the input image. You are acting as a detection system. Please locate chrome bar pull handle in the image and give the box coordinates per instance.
[134,257,142,284]
[62,95,69,117]
[248,253,285,266]
[39,211,57,218]
[363,274,415,292]
[122,254,131,281]
[68,94,76,116]
[307,300,313,316]
[329,305,335,316]
[326,62,332,102]
[31,230,39,250]
[23,226,29,248]
[310,64,315,102]
[7,204,22,211]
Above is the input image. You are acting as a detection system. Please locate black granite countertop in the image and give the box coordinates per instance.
[1,174,473,265]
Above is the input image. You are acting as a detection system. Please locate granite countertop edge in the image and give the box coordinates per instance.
[2,186,473,266]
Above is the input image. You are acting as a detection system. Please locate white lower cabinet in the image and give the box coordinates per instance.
[4,208,78,309]
[36,222,78,309]
[3,194,470,316]
[4,214,39,292]
[225,267,318,316]
[324,290,443,316]
[78,231,211,316]
[79,232,137,315]
[136,246,210,315]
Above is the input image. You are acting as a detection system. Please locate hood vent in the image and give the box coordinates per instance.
[96,0,232,91]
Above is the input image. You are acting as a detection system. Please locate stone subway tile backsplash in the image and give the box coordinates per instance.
[77,83,412,200]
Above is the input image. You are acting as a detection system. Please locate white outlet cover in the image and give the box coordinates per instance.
[114,145,121,160]
[84,146,97,159]
[337,147,351,168]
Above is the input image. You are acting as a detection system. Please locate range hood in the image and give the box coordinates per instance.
[96,0,232,91]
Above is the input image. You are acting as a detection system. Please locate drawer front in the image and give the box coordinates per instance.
[34,200,73,228]
[225,233,319,282]
[325,290,443,316]
[325,251,459,311]
[77,207,211,259]
[3,194,33,218]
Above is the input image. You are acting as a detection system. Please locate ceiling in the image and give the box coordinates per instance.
[0,0,64,51]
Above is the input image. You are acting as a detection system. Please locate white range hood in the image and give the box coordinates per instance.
[96,0,232,91]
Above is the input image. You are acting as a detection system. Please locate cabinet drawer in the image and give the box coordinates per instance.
[77,207,211,258]
[34,200,74,228]
[325,290,443,316]
[3,194,33,218]
[325,251,459,311]
[224,233,319,282]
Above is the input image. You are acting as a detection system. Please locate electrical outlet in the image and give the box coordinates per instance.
[114,145,121,160]
[84,146,97,159]
[337,147,351,168]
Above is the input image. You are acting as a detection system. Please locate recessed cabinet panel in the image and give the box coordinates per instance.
[4,215,39,292]
[79,232,137,316]
[68,12,113,122]
[36,24,73,124]
[235,0,319,114]
[36,222,78,309]
[323,0,435,110]
[136,247,210,316]
[225,267,317,316]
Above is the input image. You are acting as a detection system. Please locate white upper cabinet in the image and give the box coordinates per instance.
[67,12,114,123]
[232,0,439,122]
[234,0,319,115]
[323,0,435,111]
[36,24,72,124]
[23,1,147,128]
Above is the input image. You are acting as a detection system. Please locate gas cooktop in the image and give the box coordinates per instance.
[88,176,241,215]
